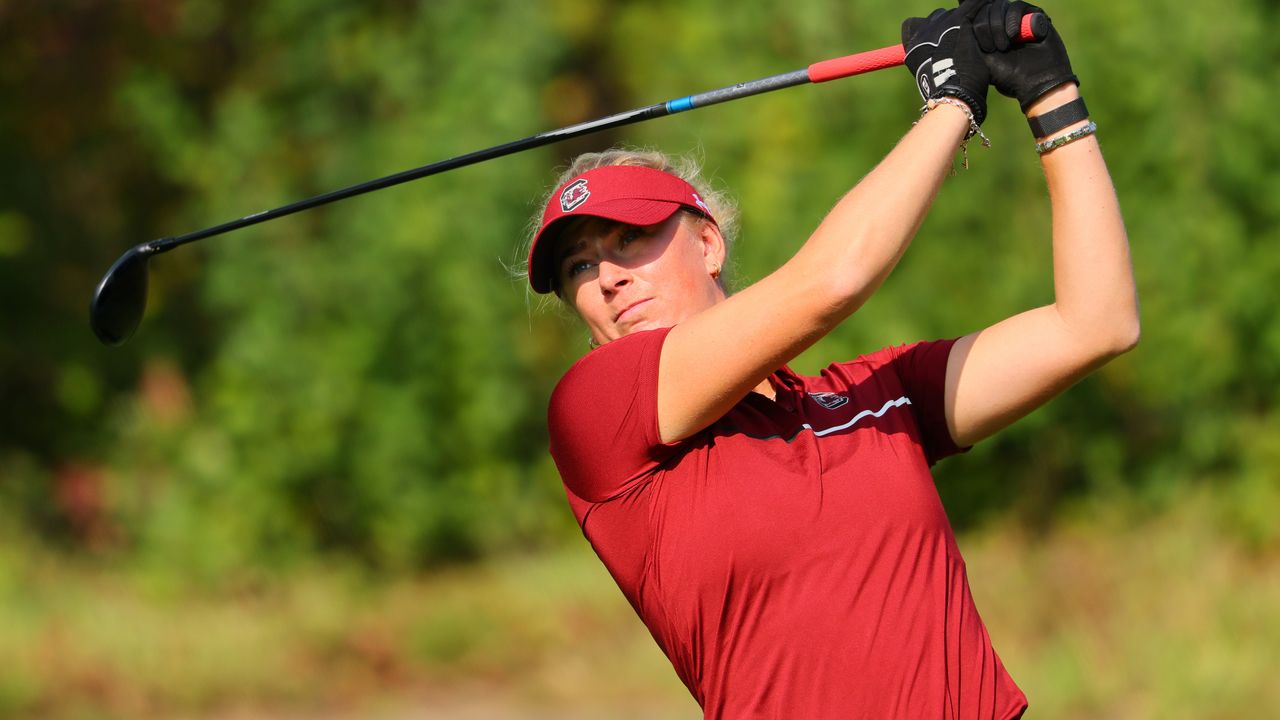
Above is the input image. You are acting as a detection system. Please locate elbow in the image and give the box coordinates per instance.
[1061,288,1141,361]
[820,271,880,324]
[824,272,868,311]
[789,222,899,321]
[1059,304,1140,364]
[792,259,874,324]
[1097,315,1141,360]
[1112,299,1142,355]
[1118,317,1141,354]
[817,243,891,318]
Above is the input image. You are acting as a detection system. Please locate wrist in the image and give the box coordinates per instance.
[1027,96,1089,139]
[916,96,992,170]
[923,97,982,140]
[936,88,987,126]
[1024,82,1081,118]
[928,96,974,121]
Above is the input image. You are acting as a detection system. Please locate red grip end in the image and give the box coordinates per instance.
[1020,12,1049,42]
[808,45,907,84]
[806,12,1051,86]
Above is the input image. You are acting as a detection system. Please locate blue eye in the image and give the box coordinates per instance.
[565,259,593,278]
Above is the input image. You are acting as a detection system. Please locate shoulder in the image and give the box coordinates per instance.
[550,328,673,416]
[864,338,958,368]
[547,328,677,504]
[828,338,959,381]
[557,327,672,384]
[803,339,951,386]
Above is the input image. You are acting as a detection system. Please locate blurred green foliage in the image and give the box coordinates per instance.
[1,0,1278,579]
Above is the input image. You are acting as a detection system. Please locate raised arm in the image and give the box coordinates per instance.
[657,2,993,443]
[942,3,1140,446]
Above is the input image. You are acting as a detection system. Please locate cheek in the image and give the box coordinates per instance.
[569,288,609,327]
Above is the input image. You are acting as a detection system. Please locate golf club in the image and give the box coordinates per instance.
[90,15,1046,346]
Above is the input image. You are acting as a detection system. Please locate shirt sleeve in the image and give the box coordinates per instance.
[885,338,970,465]
[547,327,682,503]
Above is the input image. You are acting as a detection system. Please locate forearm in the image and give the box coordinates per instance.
[1032,85,1140,353]
[782,103,972,320]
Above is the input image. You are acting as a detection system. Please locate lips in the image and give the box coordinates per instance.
[614,298,652,323]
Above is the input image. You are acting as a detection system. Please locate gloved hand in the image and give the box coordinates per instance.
[972,1,1078,111]
[902,0,991,125]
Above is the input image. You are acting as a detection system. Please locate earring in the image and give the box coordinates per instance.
[710,263,721,278]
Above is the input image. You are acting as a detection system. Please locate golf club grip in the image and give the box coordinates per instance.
[807,12,1048,84]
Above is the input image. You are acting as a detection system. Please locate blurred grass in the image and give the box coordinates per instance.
[2,491,1277,720]
[0,537,695,719]
[967,491,1280,719]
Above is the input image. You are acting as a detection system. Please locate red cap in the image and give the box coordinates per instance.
[527,165,717,293]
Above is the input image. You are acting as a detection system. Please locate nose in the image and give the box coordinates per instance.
[596,258,630,294]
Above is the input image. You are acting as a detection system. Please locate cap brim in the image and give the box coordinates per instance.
[527,199,684,294]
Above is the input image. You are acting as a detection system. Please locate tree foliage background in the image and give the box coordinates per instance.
[2,0,1278,580]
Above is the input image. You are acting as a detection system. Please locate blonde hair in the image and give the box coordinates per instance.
[518,147,739,296]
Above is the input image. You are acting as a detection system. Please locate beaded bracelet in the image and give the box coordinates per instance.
[916,97,991,170]
[1034,121,1098,155]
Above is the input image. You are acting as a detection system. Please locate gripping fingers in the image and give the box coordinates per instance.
[975,2,1004,52]
[975,1,1045,53]
[901,17,927,46]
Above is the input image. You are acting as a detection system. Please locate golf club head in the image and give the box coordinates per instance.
[90,244,153,346]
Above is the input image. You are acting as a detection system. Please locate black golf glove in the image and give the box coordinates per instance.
[972,1,1078,111]
[902,0,991,125]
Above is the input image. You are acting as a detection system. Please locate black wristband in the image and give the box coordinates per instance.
[1027,97,1088,138]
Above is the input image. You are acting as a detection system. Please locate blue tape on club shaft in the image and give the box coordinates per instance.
[666,96,695,113]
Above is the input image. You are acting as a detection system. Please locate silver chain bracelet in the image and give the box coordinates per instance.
[916,97,991,171]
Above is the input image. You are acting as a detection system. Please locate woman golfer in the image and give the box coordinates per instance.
[525,1,1137,717]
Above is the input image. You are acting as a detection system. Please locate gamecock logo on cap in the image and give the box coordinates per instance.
[560,179,591,212]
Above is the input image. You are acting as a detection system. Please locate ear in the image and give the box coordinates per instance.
[695,220,727,277]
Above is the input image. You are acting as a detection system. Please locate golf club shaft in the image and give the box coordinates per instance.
[146,15,1043,255]
[145,47,909,253]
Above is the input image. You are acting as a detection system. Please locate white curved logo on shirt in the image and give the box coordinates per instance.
[803,396,912,437]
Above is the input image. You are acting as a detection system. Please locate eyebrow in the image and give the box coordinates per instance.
[556,237,588,268]
[555,219,633,268]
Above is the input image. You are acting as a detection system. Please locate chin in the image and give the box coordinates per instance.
[616,318,666,338]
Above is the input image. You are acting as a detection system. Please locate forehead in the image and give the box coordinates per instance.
[559,216,622,243]
[552,216,626,257]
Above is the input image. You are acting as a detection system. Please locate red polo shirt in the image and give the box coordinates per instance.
[548,327,1027,719]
